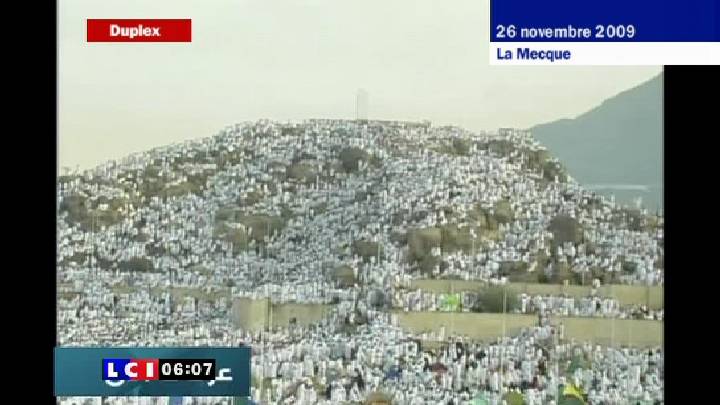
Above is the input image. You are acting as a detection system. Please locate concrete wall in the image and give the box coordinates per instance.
[393,310,663,347]
[410,279,664,309]
[271,303,332,328]
[231,297,663,347]
[551,316,663,348]
[231,297,331,331]
[231,297,270,331]
[394,311,536,342]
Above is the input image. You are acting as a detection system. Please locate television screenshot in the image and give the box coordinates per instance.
[55,0,708,404]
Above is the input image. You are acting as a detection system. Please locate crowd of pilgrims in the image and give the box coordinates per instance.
[60,307,663,404]
[56,120,663,403]
[241,309,663,404]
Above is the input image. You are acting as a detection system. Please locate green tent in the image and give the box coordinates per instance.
[441,293,462,312]
[557,383,587,405]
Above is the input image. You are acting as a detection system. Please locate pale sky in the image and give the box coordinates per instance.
[59,0,662,170]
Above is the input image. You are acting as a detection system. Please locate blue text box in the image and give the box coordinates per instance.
[491,0,719,42]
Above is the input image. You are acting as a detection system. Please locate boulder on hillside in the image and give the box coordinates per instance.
[493,200,514,224]
[238,215,285,244]
[287,162,317,184]
[333,265,356,287]
[407,227,442,262]
[452,138,471,155]
[352,240,383,262]
[548,215,583,245]
[339,147,369,173]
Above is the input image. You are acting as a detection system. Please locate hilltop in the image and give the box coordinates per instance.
[58,120,662,296]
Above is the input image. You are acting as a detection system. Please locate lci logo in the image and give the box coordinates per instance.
[103,359,159,383]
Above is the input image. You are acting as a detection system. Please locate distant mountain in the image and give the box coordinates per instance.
[530,74,663,211]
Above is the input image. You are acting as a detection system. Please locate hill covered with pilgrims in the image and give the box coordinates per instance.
[56,119,664,403]
[58,119,663,310]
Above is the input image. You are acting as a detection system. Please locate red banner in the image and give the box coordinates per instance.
[87,19,192,42]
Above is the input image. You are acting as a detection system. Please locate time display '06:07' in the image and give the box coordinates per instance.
[159,359,216,380]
